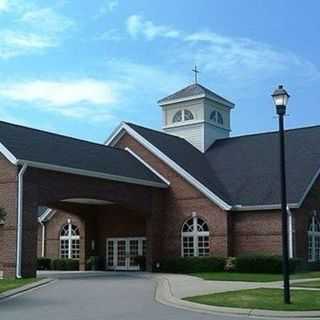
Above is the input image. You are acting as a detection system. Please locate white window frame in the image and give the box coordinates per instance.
[308,213,320,262]
[60,222,80,259]
[181,215,210,257]
[172,109,194,124]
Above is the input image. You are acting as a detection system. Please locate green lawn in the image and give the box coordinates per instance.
[192,271,320,282]
[185,288,320,311]
[293,280,320,288]
[0,278,37,294]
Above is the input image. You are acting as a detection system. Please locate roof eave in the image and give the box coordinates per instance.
[158,93,235,108]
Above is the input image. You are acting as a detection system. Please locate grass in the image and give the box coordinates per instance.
[293,280,320,288]
[185,288,320,311]
[0,278,37,294]
[192,271,320,282]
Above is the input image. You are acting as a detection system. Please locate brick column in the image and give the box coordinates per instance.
[0,157,18,278]
[146,190,164,271]
[21,179,39,278]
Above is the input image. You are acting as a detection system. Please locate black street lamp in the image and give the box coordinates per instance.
[272,85,291,304]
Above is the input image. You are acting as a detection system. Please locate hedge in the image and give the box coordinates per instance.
[157,256,226,273]
[37,257,51,270]
[51,258,79,271]
[235,254,301,274]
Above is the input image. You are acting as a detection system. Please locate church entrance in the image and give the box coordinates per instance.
[106,237,146,271]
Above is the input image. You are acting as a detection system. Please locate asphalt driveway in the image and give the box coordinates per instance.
[0,272,260,320]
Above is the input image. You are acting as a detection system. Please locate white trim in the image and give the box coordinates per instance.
[0,142,18,165]
[106,123,231,210]
[159,94,235,109]
[232,203,299,211]
[16,164,28,279]
[38,208,55,223]
[125,147,171,186]
[17,159,167,189]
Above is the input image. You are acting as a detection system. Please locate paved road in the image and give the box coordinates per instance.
[0,272,261,320]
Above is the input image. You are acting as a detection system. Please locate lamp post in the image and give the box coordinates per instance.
[272,85,291,304]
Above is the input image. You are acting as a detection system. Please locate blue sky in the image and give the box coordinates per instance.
[0,0,319,143]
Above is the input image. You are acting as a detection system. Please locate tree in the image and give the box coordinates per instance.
[0,207,7,222]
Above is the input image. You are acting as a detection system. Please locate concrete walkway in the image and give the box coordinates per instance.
[154,274,320,318]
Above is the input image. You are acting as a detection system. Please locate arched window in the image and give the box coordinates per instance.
[308,214,320,262]
[210,110,223,125]
[184,109,194,121]
[172,110,182,123]
[181,215,209,257]
[60,223,80,259]
[172,109,194,123]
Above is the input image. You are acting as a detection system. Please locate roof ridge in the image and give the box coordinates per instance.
[125,122,190,142]
[0,120,125,153]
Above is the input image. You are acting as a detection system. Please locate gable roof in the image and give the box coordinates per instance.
[110,122,320,210]
[0,121,167,188]
[158,83,234,107]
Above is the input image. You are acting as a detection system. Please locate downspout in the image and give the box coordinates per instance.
[16,164,28,278]
[40,221,46,257]
[287,206,293,259]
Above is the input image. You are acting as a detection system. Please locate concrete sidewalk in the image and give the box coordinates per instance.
[154,274,320,318]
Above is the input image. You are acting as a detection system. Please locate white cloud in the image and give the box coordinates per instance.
[0,30,56,59]
[95,0,119,18]
[20,7,75,33]
[182,31,320,82]
[0,0,8,11]
[125,15,320,84]
[0,4,75,59]
[126,15,180,40]
[0,79,119,119]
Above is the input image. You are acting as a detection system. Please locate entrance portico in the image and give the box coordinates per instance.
[0,120,168,279]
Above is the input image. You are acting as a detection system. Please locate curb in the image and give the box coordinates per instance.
[0,278,54,301]
[154,276,320,319]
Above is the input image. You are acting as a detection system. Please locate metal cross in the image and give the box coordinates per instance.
[192,65,200,84]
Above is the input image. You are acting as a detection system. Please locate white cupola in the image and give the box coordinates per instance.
[158,83,234,152]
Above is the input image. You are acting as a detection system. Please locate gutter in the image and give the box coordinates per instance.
[16,164,28,279]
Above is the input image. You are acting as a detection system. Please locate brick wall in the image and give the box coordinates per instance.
[116,133,229,257]
[231,210,282,256]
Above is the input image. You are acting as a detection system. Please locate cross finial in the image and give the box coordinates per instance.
[192,65,200,84]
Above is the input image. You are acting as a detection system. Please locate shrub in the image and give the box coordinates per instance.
[234,254,300,274]
[157,256,226,273]
[86,256,106,270]
[134,256,146,271]
[51,258,79,271]
[37,257,51,270]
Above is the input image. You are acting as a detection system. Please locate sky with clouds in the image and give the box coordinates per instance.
[0,0,319,142]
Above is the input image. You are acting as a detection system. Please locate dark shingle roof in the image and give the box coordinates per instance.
[205,126,320,206]
[158,83,234,106]
[0,121,164,186]
[127,122,320,207]
[125,123,231,203]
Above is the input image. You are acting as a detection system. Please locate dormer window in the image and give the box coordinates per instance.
[210,110,223,125]
[172,109,194,123]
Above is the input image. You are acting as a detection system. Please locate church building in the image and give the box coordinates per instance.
[0,82,320,278]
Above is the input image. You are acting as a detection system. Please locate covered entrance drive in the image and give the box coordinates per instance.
[0,120,168,279]
[106,237,146,270]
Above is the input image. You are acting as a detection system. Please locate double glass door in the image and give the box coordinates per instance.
[106,237,146,271]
